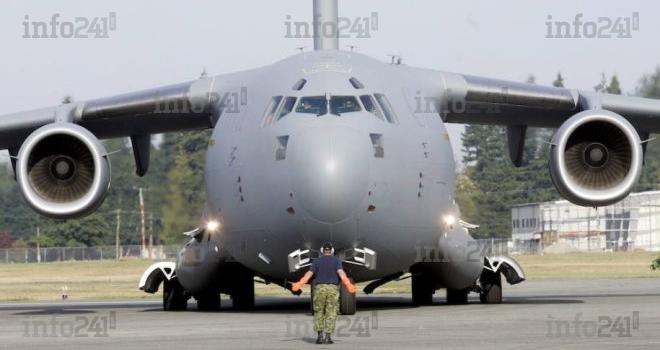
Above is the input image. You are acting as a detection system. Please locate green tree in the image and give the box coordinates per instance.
[41,214,112,247]
[553,72,564,87]
[98,137,168,246]
[61,95,74,104]
[460,125,519,237]
[606,75,622,94]
[458,74,565,238]
[0,163,39,241]
[635,68,660,191]
[160,130,212,244]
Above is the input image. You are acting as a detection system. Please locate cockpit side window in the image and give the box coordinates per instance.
[330,96,361,115]
[349,77,365,89]
[296,96,327,115]
[359,95,384,121]
[277,97,297,120]
[261,96,283,126]
[292,79,307,91]
[374,93,397,123]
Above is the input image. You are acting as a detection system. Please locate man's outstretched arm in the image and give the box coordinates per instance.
[291,271,314,292]
[337,270,356,294]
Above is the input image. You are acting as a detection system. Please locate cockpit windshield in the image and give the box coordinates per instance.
[296,96,327,115]
[329,96,361,115]
[296,95,362,116]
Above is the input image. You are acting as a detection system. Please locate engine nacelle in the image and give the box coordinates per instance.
[16,123,110,219]
[550,110,643,207]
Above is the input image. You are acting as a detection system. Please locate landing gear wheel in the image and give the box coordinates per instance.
[411,274,435,306]
[231,273,255,311]
[339,280,356,315]
[163,279,188,311]
[446,288,469,305]
[480,271,502,304]
[196,292,221,311]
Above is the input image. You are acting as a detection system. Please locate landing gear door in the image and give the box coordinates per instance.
[287,249,312,272]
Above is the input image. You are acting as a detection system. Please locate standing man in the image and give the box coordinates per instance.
[291,242,356,344]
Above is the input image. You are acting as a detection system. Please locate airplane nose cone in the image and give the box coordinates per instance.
[289,127,370,223]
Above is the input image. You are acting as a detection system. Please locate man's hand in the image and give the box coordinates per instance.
[291,282,304,292]
[345,282,356,294]
[338,270,357,294]
[291,271,313,292]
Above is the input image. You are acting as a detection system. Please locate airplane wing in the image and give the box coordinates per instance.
[0,71,253,219]
[0,74,249,150]
[412,68,660,207]
[415,70,660,132]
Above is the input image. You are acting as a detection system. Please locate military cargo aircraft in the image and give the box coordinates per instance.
[2,0,658,314]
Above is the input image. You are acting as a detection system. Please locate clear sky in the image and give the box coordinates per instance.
[1,0,659,160]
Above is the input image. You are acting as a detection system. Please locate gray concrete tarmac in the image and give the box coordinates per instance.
[0,278,658,350]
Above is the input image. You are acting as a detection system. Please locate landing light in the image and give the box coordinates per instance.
[443,215,456,227]
[206,220,220,232]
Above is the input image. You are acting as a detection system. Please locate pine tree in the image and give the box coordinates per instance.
[160,130,212,244]
[635,68,660,191]
[62,95,74,104]
[606,75,622,94]
[458,74,566,238]
[553,72,564,87]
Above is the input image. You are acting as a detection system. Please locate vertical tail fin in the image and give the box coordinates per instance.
[313,0,339,50]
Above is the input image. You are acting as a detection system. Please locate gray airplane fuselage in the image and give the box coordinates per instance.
[176,50,483,292]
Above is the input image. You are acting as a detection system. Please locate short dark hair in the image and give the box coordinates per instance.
[322,242,333,251]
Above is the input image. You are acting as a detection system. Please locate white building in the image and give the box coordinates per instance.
[511,191,660,252]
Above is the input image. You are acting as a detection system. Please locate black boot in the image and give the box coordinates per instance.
[316,332,324,344]
[325,333,334,345]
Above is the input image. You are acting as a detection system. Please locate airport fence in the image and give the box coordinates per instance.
[1,237,636,264]
[0,245,181,264]
[475,238,514,255]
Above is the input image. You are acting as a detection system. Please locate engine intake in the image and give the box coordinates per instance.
[550,110,643,207]
[16,123,110,218]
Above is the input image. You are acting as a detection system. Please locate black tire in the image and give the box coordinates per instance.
[480,272,502,304]
[163,279,188,311]
[231,273,255,311]
[339,282,356,315]
[446,288,469,305]
[411,274,435,306]
[196,292,221,311]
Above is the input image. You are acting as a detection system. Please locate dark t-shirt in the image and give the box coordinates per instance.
[310,255,343,285]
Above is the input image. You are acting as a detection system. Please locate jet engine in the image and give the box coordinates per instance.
[16,123,110,219]
[550,110,643,207]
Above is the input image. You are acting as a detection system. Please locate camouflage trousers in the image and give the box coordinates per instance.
[313,284,339,333]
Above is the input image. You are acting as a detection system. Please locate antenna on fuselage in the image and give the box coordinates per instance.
[295,46,307,53]
[347,45,359,52]
[387,54,404,65]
